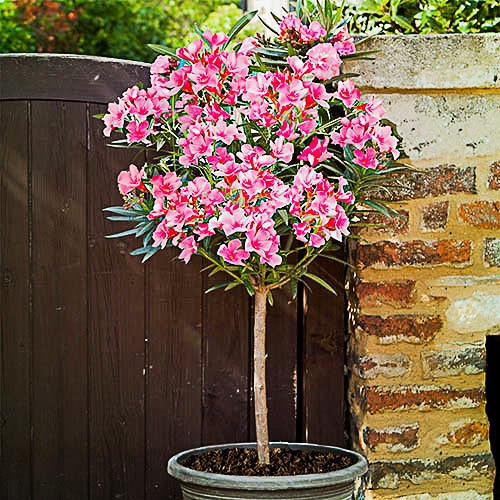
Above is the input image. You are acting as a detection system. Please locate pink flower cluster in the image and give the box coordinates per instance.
[107,18,400,269]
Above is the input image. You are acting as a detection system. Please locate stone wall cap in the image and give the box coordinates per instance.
[345,33,500,90]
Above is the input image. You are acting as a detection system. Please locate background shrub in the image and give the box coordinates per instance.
[0,0,498,61]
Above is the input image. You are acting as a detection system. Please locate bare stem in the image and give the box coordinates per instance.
[253,286,270,464]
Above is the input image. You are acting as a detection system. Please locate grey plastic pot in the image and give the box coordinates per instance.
[167,442,368,500]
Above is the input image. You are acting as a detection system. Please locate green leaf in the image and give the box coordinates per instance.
[147,44,180,59]
[130,246,154,256]
[224,282,240,291]
[136,221,156,237]
[93,113,105,119]
[105,228,137,239]
[267,290,274,306]
[141,246,160,263]
[223,10,258,49]
[257,15,280,35]
[205,282,232,294]
[278,209,289,226]
[290,278,298,299]
[304,272,337,295]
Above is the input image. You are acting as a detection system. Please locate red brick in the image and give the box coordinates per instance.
[488,161,500,190]
[363,424,419,452]
[458,201,500,229]
[442,421,489,447]
[357,280,416,308]
[373,165,476,201]
[356,240,472,268]
[363,385,484,414]
[421,201,449,232]
[359,315,442,344]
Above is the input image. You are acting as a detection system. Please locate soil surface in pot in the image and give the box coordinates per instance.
[182,447,354,476]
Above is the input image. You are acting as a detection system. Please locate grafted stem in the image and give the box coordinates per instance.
[253,287,270,464]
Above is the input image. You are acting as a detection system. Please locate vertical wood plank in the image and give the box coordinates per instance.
[88,105,145,500]
[88,103,145,500]
[145,251,203,500]
[30,101,88,499]
[302,258,345,446]
[258,286,298,442]
[0,101,31,500]
[202,281,250,445]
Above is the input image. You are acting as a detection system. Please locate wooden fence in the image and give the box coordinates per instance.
[0,54,346,499]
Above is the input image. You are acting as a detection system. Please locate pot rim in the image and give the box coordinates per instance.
[167,441,368,490]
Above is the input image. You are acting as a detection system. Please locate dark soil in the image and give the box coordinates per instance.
[182,447,354,476]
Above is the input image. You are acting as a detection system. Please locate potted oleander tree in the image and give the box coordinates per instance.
[101,1,405,498]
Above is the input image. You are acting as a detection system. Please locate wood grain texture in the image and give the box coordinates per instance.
[302,258,346,446]
[88,103,145,500]
[202,280,250,445]
[145,250,203,500]
[30,101,89,499]
[0,101,31,500]
[0,54,150,104]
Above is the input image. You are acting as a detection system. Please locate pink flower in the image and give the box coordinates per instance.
[270,137,294,163]
[363,96,386,122]
[150,172,182,199]
[372,125,400,159]
[294,165,323,190]
[333,80,361,108]
[152,220,177,249]
[297,119,317,136]
[345,124,371,149]
[309,232,326,248]
[126,120,152,143]
[307,82,333,108]
[151,55,173,75]
[117,164,145,195]
[353,148,379,169]
[128,96,155,120]
[298,136,333,167]
[186,177,211,198]
[210,119,245,145]
[306,43,341,81]
[203,30,229,50]
[178,235,198,263]
[287,56,312,78]
[335,177,355,204]
[221,51,250,78]
[217,239,250,266]
[217,207,250,235]
[293,221,310,242]
[188,63,219,93]
[308,21,327,40]
[177,39,204,62]
[239,36,258,56]
[277,78,308,109]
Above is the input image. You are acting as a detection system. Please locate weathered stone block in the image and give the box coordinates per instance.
[359,210,409,236]
[363,423,419,452]
[356,353,411,379]
[373,166,476,201]
[357,280,416,309]
[370,453,494,489]
[359,315,442,344]
[421,344,485,378]
[362,385,484,413]
[459,201,500,229]
[446,291,500,333]
[421,201,449,232]
[488,161,500,190]
[437,419,489,448]
[357,240,472,268]
[484,238,500,267]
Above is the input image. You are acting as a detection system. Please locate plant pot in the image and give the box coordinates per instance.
[167,442,368,500]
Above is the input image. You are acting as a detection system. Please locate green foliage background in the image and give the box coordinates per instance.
[0,0,498,61]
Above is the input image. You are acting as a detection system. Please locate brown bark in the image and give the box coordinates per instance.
[253,287,270,464]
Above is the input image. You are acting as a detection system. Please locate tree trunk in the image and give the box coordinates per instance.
[253,287,270,464]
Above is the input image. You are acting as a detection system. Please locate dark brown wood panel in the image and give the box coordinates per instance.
[30,101,89,499]
[0,54,150,104]
[0,101,31,500]
[260,286,298,442]
[202,281,251,445]
[145,250,203,500]
[302,259,345,446]
[88,103,146,500]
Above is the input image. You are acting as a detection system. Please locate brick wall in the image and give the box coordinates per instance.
[344,34,500,499]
